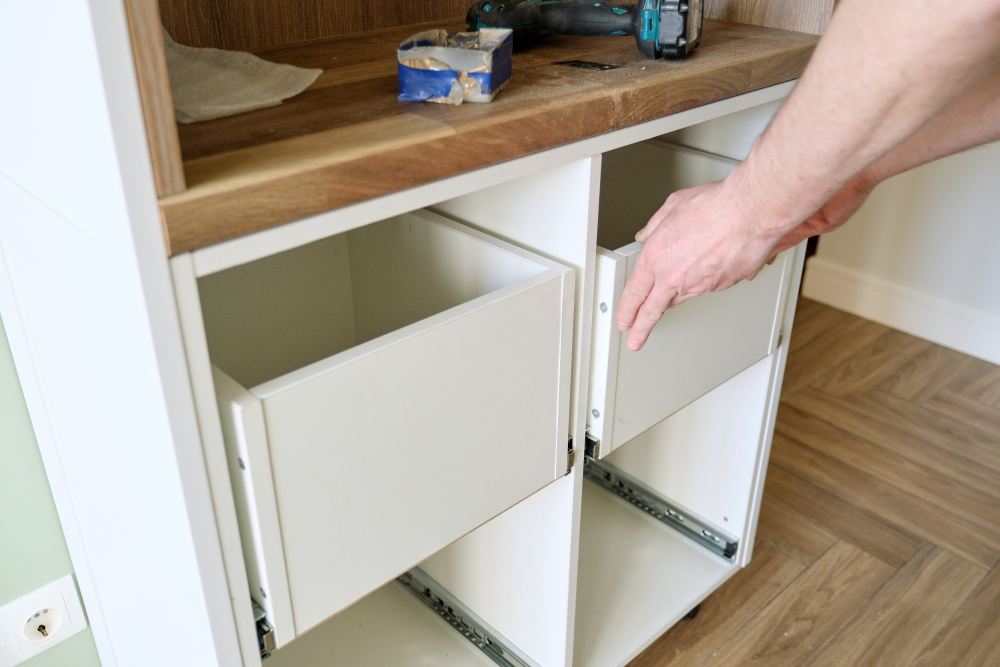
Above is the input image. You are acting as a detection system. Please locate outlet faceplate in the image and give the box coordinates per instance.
[0,575,87,666]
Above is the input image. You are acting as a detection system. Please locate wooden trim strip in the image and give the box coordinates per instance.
[123,0,187,196]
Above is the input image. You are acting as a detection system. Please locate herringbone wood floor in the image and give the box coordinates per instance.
[628,297,1000,667]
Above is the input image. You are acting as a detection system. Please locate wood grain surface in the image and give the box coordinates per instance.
[158,0,471,51]
[780,315,889,396]
[914,563,1000,667]
[948,358,1000,407]
[158,0,833,51]
[763,465,921,568]
[775,404,1000,535]
[123,0,186,196]
[706,0,834,35]
[629,298,1000,667]
[879,344,974,403]
[786,388,1000,499]
[771,433,1000,569]
[629,542,805,667]
[754,497,836,565]
[809,543,984,667]
[705,542,893,666]
[157,19,817,254]
[810,329,930,399]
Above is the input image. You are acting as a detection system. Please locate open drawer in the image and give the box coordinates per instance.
[588,142,793,456]
[198,210,574,646]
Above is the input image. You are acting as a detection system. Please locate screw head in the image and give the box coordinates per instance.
[600,302,608,313]
[592,409,600,418]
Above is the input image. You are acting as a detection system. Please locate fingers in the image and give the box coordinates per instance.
[635,214,662,243]
[616,267,655,333]
[626,286,675,351]
[636,200,672,242]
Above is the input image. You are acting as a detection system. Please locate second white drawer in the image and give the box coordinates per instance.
[588,141,792,455]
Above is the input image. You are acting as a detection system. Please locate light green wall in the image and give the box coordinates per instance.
[0,315,102,667]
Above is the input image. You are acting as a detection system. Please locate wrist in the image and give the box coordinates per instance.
[724,156,807,246]
[854,165,886,193]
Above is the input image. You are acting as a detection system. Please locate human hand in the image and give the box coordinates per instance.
[616,178,778,351]
[615,171,879,352]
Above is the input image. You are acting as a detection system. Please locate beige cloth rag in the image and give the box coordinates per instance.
[162,29,322,124]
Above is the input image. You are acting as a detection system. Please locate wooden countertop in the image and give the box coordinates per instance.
[160,19,818,255]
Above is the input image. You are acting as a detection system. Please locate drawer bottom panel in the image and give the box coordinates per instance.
[264,580,494,667]
[574,482,737,667]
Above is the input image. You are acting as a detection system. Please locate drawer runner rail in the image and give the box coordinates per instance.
[253,599,275,659]
[584,450,739,562]
[398,568,542,667]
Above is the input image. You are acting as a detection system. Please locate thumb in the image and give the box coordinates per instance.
[635,210,667,243]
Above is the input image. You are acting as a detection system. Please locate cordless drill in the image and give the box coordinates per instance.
[467,0,703,60]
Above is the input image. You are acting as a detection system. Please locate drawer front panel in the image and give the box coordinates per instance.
[250,271,572,634]
[590,246,789,453]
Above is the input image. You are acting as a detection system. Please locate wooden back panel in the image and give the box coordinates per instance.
[158,0,832,51]
[127,0,831,199]
[706,0,834,35]
[158,0,471,51]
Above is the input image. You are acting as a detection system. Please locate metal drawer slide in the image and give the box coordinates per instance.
[584,438,739,562]
[398,568,542,667]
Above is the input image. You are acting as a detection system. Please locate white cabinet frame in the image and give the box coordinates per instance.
[0,2,800,663]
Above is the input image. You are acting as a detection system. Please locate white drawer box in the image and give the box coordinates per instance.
[199,210,574,646]
[588,142,792,455]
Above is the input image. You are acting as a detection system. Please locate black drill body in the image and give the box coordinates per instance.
[467,0,702,60]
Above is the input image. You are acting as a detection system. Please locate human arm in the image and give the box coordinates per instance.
[767,56,1000,260]
[616,0,1000,351]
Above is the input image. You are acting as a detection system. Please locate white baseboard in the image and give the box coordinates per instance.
[802,256,1000,366]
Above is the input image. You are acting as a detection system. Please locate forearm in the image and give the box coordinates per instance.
[616,0,1000,349]
[863,59,1000,185]
[731,0,1000,238]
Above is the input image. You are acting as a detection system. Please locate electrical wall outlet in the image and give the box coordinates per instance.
[0,575,87,666]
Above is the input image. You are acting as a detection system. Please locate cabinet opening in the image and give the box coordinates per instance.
[198,212,545,388]
[264,576,497,667]
[603,356,773,543]
[575,359,773,667]
[597,138,738,252]
[574,479,735,667]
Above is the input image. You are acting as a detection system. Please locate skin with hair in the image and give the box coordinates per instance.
[616,0,1000,351]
